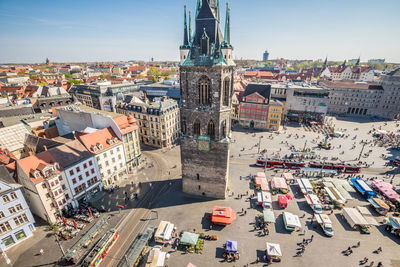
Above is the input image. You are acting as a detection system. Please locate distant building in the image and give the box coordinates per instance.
[69,83,140,111]
[140,80,180,102]
[30,86,72,113]
[263,50,269,62]
[379,68,400,120]
[368,59,385,63]
[0,166,35,251]
[116,97,180,148]
[320,65,374,82]
[239,83,283,130]
[285,85,330,124]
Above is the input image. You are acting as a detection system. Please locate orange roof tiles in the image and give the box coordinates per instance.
[113,115,138,135]
[17,151,62,184]
[77,127,121,154]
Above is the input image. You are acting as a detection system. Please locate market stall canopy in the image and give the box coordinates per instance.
[372,180,400,202]
[278,195,288,206]
[257,172,266,178]
[386,217,400,230]
[369,198,390,210]
[254,177,270,192]
[356,206,379,226]
[343,208,369,226]
[180,232,199,246]
[211,206,237,225]
[282,173,294,181]
[266,242,282,257]
[272,177,288,190]
[225,240,238,253]
[262,209,276,223]
[187,263,197,267]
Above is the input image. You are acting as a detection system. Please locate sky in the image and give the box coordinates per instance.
[0,0,399,63]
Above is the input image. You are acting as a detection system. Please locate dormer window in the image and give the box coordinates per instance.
[98,143,103,150]
[107,138,113,145]
[34,171,41,179]
[113,138,118,143]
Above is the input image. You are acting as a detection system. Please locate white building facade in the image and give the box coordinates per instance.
[0,181,35,251]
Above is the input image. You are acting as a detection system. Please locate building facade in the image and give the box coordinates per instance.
[379,69,400,120]
[285,85,330,124]
[321,80,384,117]
[49,140,102,207]
[263,50,269,62]
[116,98,180,149]
[77,127,127,186]
[16,151,74,222]
[0,166,35,251]
[179,1,234,198]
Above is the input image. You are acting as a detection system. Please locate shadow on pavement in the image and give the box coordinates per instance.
[335,213,355,231]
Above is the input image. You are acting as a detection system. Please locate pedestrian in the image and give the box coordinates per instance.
[310,235,314,242]
[242,208,244,213]
[369,261,374,267]
[244,210,247,215]
[377,246,382,253]
[377,262,382,267]
[303,228,306,235]
[330,209,334,215]
[356,241,360,247]
[40,249,44,255]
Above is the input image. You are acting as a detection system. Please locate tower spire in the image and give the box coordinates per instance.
[356,56,360,66]
[189,11,192,43]
[196,0,201,17]
[223,3,230,45]
[182,5,189,48]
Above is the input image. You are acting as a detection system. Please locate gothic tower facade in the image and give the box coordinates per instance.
[179,0,234,198]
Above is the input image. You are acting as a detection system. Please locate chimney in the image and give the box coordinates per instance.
[43,145,47,151]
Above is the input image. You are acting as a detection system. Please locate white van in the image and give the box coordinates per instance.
[305,194,323,214]
[315,214,334,237]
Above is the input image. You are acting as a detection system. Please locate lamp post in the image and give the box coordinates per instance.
[0,244,12,266]
[358,142,367,161]
[258,136,263,154]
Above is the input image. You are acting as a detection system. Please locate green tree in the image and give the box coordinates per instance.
[64,73,72,79]
[67,79,82,85]
[151,76,159,83]
[99,74,105,79]
[18,71,25,75]
[37,81,47,86]
[29,75,38,79]
[263,61,273,67]
[164,76,170,80]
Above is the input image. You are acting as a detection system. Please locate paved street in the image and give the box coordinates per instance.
[1,117,399,267]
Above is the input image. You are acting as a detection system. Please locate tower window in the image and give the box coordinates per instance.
[199,76,211,106]
[207,120,215,139]
[197,174,200,180]
[198,185,201,190]
[182,120,187,134]
[223,77,230,106]
[221,120,227,138]
[193,119,201,136]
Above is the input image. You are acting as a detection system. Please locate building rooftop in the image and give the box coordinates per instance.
[113,115,138,135]
[0,166,20,193]
[59,104,121,118]
[49,140,92,168]
[17,150,63,184]
[76,127,121,154]
[243,83,271,99]
[319,80,383,90]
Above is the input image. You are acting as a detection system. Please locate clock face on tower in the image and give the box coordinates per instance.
[198,136,210,151]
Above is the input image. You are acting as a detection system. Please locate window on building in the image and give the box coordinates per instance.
[65,194,70,200]
[69,170,74,176]
[8,206,16,214]
[85,171,89,177]
[0,211,4,219]
[118,155,122,160]
[2,195,10,203]
[117,147,120,152]
[42,183,47,189]
[193,119,201,136]
[223,77,230,106]
[198,76,211,105]
[10,192,17,200]
[62,184,66,190]
[207,120,215,139]
[89,160,93,166]
[76,167,80,172]
[91,168,95,174]
[110,150,114,155]
[83,163,87,169]
[59,176,63,181]
[0,222,12,234]
[78,175,83,181]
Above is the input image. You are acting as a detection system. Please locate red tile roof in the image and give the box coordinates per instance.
[77,127,121,154]
[17,151,63,184]
[113,115,138,135]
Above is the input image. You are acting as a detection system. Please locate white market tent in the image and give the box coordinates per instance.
[266,242,282,257]
[343,208,369,228]
[357,206,379,226]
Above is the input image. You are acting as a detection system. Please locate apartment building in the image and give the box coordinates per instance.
[49,140,102,207]
[0,166,35,251]
[116,97,180,148]
[77,127,126,186]
[16,151,73,222]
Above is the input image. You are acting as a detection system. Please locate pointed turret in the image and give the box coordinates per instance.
[196,0,201,17]
[222,3,231,48]
[323,56,327,69]
[355,57,360,66]
[181,6,189,48]
[189,11,192,43]
[179,5,190,65]
[341,60,347,68]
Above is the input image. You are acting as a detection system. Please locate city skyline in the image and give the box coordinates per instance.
[1,0,400,63]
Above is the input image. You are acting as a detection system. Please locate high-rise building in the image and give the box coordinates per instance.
[263,50,269,61]
[179,0,234,198]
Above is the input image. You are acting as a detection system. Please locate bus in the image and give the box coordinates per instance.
[81,229,119,267]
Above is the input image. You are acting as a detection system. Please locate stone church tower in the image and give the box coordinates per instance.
[179,0,234,199]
